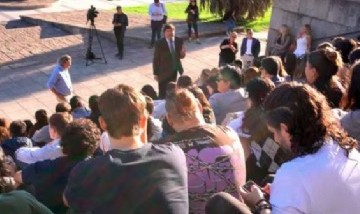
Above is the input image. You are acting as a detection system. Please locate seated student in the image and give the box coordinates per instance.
[28,109,48,138]
[340,61,360,141]
[157,89,246,213]
[69,96,90,119]
[32,102,71,146]
[240,83,360,214]
[209,65,248,124]
[176,75,193,89]
[0,147,53,214]
[188,86,216,124]
[16,113,72,165]
[2,121,32,160]
[305,47,345,108]
[63,84,188,214]
[260,56,287,86]
[228,78,288,183]
[0,190,53,214]
[144,96,163,142]
[0,127,10,145]
[141,84,159,101]
[88,95,101,130]
[14,119,100,214]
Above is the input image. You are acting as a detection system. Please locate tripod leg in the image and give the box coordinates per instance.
[93,24,107,63]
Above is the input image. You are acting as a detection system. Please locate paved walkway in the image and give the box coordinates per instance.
[0,1,269,121]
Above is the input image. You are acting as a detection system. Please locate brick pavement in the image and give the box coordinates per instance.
[0,21,84,67]
[0,17,268,122]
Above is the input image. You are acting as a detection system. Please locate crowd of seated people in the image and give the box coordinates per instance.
[1,24,360,214]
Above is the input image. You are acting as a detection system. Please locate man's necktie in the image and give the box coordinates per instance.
[169,38,175,56]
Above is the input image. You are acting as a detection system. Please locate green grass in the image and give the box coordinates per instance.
[123,2,272,31]
[243,8,272,32]
[123,2,219,22]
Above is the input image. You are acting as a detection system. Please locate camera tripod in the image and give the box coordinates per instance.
[85,22,107,66]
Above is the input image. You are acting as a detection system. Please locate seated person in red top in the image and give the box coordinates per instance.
[14,119,100,214]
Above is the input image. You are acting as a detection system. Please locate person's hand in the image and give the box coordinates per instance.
[180,45,186,59]
[154,75,159,81]
[262,183,271,195]
[239,184,266,208]
[190,10,195,14]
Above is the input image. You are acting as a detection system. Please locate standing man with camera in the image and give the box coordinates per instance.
[148,0,167,49]
[112,6,128,59]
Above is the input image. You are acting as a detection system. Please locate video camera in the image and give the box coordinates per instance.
[87,5,99,25]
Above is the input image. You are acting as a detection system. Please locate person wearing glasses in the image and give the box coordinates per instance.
[185,0,200,43]
[219,31,238,67]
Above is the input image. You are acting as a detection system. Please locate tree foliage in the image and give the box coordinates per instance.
[199,0,272,20]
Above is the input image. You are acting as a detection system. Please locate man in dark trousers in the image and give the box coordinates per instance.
[153,23,186,99]
[240,28,261,69]
[112,6,128,59]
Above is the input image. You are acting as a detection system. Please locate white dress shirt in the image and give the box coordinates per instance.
[15,138,63,164]
[245,39,253,55]
[148,3,167,21]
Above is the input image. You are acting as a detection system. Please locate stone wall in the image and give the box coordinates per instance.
[267,0,360,52]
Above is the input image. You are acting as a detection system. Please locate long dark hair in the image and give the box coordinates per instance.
[307,48,344,107]
[264,82,357,156]
[344,61,360,110]
[242,78,274,142]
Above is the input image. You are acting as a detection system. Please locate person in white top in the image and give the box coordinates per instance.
[239,83,360,214]
[148,0,167,48]
[293,24,312,58]
[16,112,72,165]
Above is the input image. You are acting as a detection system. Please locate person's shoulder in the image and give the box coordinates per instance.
[150,142,184,155]
[155,38,166,47]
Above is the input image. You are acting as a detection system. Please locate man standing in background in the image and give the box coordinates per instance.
[153,24,186,99]
[47,55,73,102]
[148,0,167,48]
[112,6,128,60]
[240,28,260,69]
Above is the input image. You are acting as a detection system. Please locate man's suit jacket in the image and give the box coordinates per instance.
[153,37,185,82]
[240,38,260,58]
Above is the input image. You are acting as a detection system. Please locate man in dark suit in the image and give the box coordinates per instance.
[153,23,186,99]
[240,28,261,70]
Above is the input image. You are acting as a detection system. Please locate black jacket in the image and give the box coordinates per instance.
[240,37,261,58]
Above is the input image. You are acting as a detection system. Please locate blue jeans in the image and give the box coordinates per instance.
[224,19,236,33]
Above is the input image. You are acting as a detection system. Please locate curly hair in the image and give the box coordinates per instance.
[61,119,100,160]
[263,82,357,156]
